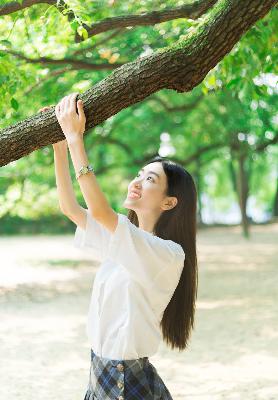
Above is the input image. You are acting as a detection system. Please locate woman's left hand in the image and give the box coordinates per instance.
[55,93,86,144]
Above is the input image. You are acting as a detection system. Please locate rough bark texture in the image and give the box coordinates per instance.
[0,0,276,166]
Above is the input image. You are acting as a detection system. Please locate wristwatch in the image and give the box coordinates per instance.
[76,164,94,180]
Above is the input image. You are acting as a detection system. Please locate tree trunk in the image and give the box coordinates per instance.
[0,0,276,166]
[228,156,237,195]
[237,153,250,238]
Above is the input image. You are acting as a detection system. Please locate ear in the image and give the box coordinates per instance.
[161,196,178,211]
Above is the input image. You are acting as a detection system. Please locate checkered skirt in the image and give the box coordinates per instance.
[83,348,173,400]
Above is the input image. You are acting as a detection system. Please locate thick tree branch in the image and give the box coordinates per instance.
[0,0,276,166]
[75,0,218,42]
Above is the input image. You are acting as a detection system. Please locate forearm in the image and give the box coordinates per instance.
[67,138,111,217]
[53,145,79,214]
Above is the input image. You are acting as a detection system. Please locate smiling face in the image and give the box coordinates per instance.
[123,162,175,214]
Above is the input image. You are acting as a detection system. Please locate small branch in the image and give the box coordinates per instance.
[148,93,204,112]
[75,0,218,42]
[255,135,278,152]
[4,49,123,70]
[23,67,73,95]
[72,28,125,57]
[0,0,59,16]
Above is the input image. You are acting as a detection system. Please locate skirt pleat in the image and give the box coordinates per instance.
[83,348,173,400]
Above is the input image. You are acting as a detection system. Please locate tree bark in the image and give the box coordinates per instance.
[0,0,276,167]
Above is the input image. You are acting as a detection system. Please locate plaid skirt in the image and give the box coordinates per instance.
[83,348,173,400]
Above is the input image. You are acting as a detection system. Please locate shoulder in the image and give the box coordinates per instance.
[168,240,185,258]
[117,212,185,258]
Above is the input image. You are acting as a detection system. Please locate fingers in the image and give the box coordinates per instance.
[77,99,85,122]
[59,96,67,113]
[65,94,72,111]
[69,93,78,112]
[56,93,79,114]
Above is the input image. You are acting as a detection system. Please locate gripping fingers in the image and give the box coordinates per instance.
[69,93,78,112]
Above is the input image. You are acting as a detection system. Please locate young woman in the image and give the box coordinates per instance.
[39,92,198,400]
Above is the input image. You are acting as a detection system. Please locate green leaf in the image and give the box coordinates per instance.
[71,21,79,31]
[207,75,216,86]
[77,26,88,40]
[201,86,209,95]
[0,75,10,85]
[11,97,19,111]
[0,40,12,47]
[226,77,241,89]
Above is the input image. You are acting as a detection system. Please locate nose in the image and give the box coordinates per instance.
[134,180,142,188]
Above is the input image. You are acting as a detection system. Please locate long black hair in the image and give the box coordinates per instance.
[127,156,198,350]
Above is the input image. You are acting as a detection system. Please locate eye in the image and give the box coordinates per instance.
[135,172,154,182]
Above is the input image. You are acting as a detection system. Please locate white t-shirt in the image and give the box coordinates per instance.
[73,208,185,360]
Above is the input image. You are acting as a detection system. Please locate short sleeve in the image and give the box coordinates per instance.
[73,208,111,262]
[107,213,185,289]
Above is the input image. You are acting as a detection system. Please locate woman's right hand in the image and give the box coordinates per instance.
[38,105,67,150]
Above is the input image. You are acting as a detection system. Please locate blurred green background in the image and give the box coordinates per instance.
[0,0,277,237]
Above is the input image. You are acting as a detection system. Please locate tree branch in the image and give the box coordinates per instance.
[255,135,278,152]
[0,0,52,16]
[4,49,123,70]
[0,0,276,166]
[75,0,219,42]
[147,93,204,112]
[0,0,63,16]
[23,67,73,96]
[71,28,125,57]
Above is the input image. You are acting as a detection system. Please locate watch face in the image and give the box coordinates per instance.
[81,166,87,173]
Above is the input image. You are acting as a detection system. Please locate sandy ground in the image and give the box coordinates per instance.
[0,223,277,400]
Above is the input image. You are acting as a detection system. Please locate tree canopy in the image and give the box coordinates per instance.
[0,0,277,234]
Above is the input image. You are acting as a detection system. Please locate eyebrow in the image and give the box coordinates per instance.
[139,167,160,179]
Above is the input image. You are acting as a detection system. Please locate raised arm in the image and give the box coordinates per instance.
[39,105,86,229]
[54,93,118,234]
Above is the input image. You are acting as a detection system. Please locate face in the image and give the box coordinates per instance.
[123,162,175,213]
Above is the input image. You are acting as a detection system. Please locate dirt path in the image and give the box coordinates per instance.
[0,223,277,400]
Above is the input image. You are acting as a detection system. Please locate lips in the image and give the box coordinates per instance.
[128,189,141,199]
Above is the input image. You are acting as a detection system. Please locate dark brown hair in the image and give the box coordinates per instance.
[127,155,198,351]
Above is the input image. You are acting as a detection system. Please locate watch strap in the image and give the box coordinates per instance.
[76,164,94,180]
